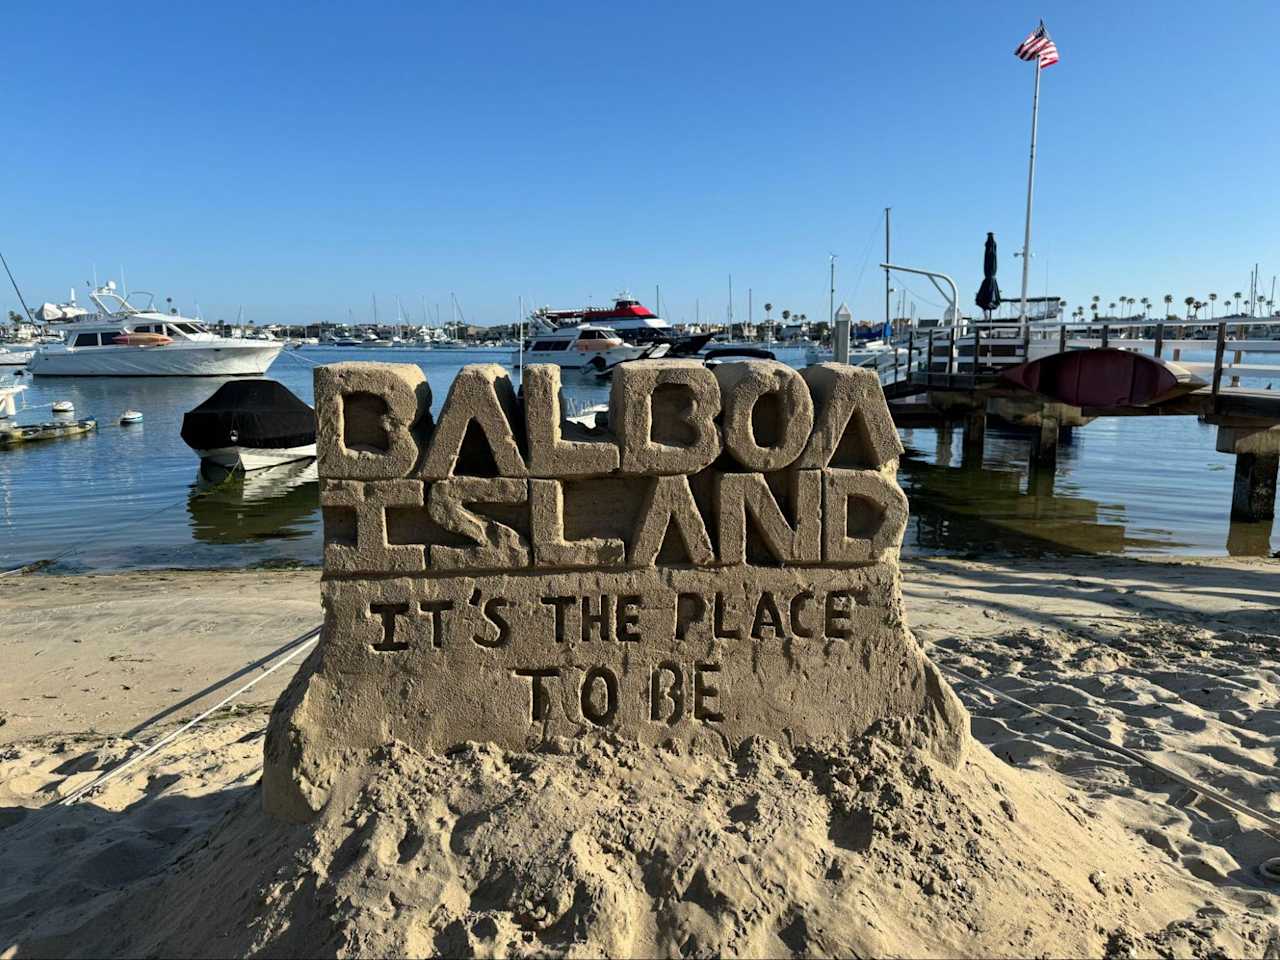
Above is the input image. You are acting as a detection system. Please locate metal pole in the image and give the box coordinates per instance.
[1212,321,1227,397]
[1019,61,1042,320]
[884,208,891,330]
[829,255,836,327]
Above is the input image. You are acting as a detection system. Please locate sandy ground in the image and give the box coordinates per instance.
[1,555,1278,956]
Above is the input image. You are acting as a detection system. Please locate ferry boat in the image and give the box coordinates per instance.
[514,323,648,372]
[531,293,712,355]
[26,282,281,377]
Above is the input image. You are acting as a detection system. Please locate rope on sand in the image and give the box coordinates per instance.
[942,664,1280,841]
[58,625,321,806]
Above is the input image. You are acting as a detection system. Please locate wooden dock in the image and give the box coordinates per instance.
[877,318,1280,524]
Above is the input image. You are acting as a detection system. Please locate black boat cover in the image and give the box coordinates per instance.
[181,379,315,452]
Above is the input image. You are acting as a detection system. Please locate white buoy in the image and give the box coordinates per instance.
[52,400,74,414]
[120,410,144,425]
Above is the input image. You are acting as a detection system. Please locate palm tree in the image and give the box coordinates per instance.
[1140,297,1151,318]
[1090,300,1099,318]
[1208,292,1217,319]
[1108,301,1117,318]
[1163,294,1174,318]
[1184,296,1196,320]
[1233,291,1243,316]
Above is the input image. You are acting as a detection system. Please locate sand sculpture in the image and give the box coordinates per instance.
[264,359,968,820]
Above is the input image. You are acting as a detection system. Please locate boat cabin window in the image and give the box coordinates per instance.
[530,339,570,351]
[73,333,99,347]
[173,323,201,334]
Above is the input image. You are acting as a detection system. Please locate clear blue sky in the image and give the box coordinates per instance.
[5,1,1279,326]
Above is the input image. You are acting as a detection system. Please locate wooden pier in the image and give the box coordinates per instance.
[878,318,1280,524]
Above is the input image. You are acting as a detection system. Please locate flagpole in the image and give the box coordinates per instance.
[1018,57,1041,321]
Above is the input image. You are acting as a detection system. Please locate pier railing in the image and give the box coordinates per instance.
[883,317,1280,400]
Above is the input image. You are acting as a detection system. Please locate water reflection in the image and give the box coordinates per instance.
[899,424,1175,557]
[187,460,319,545]
[1226,517,1277,557]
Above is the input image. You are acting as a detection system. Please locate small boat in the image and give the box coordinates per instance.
[588,344,767,382]
[1001,347,1204,408]
[0,347,33,366]
[514,323,648,372]
[181,379,316,470]
[51,400,74,414]
[0,417,97,449]
[120,410,144,424]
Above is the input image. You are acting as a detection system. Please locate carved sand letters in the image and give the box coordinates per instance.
[264,359,967,822]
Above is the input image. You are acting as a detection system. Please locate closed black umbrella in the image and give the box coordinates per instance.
[975,232,1001,317]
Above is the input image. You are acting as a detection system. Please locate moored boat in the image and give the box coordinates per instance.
[0,417,97,448]
[181,379,316,470]
[514,323,648,372]
[530,293,712,355]
[27,281,281,377]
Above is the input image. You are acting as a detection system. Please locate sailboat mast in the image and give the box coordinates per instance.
[884,208,891,330]
[829,254,837,327]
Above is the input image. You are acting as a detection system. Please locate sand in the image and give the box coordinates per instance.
[1,555,1279,957]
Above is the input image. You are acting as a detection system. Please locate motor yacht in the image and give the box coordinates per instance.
[27,282,281,377]
[514,323,648,371]
[531,293,711,355]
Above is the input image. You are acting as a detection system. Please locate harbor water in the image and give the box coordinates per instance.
[0,346,1275,572]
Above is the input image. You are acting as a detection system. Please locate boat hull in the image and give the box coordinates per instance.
[513,344,647,370]
[196,443,317,471]
[27,342,282,377]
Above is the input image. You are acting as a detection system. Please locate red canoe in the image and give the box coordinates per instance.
[1001,348,1204,408]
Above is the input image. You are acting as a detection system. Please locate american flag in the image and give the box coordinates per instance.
[1015,21,1059,68]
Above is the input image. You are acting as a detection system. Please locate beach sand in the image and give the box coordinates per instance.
[1,555,1278,956]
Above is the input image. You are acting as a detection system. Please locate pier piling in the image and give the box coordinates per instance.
[962,408,986,467]
[1232,453,1278,521]
[1216,425,1280,522]
[1032,414,1059,468]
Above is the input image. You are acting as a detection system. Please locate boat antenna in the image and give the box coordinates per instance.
[0,251,36,322]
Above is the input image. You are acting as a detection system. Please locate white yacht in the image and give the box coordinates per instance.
[514,324,648,372]
[27,282,281,377]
